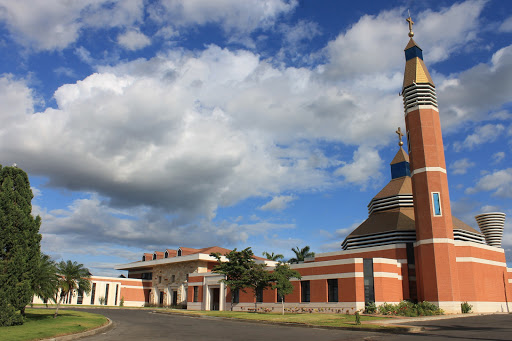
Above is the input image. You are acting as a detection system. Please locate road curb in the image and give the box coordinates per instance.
[152,310,422,334]
[40,317,113,341]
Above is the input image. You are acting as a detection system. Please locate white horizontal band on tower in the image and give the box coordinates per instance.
[410,167,446,176]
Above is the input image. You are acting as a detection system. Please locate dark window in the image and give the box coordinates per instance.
[171,275,175,282]
[114,284,119,306]
[153,254,157,260]
[301,281,310,302]
[232,288,239,303]
[186,274,189,281]
[77,290,83,304]
[142,255,146,261]
[159,276,162,284]
[407,131,411,155]
[177,249,182,256]
[363,259,375,306]
[164,251,169,258]
[193,286,199,302]
[90,283,96,305]
[141,272,152,280]
[327,279,338,302]
[256,287,263,302]
[105,284,109,305]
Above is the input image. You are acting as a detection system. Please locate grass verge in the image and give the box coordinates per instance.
[1,308,108,341]
[163,309,395,330]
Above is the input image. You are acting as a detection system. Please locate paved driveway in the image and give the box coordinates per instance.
[77,308,512,341]
[78,308,387,341]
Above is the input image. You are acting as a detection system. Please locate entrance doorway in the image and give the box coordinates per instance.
[210,288,220,311]
[159,291,164,306]
[172,290,178,306]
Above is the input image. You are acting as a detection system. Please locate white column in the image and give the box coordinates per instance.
[219,282,225,311]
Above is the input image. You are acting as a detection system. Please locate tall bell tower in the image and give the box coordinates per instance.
[402,16,460,312]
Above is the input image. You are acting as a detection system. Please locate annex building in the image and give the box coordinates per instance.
[37,18,511,313]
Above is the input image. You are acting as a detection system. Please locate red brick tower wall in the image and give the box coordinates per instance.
[402,32,460,310]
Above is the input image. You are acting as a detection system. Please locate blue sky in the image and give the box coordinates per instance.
[0,0,511,276]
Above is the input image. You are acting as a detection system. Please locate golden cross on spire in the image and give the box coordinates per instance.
[396,127,404,147]
[406,14,414,38]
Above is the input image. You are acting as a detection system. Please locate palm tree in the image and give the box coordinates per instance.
[54,260,91,318]
[262,251,284,262]
[288,246,315,264]
[31,253,59,307]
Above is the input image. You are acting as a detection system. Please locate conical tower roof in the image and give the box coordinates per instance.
[403,38,434,89]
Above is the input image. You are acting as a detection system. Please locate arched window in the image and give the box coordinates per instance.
[142,255,146,261]
[152,253,157,260]
[164,251,169,258]
[177,248,182,256]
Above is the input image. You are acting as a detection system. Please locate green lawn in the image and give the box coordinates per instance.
[1,308,108,341]
[164,309,394,329]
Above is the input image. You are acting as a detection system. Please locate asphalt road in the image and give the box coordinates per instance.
[76,308,512,341]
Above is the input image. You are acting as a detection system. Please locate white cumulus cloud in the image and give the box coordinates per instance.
[466,168,512,198]
[118,29,151,51]
[259,195,297,211]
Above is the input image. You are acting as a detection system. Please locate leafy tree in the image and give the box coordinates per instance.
[212,247,273,311]
[32,253,59,304]
[271,263,301,315]
[246,262,272,311]
[262,251,284,262]
[288,246,315,264]
[211,248,256,311]
[0,165,42,325]
[54,260,91,318]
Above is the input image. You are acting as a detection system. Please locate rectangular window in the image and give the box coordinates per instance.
[407,131,411,155]
[105,284,109,305]
[301,281,310,302]
[256,287,263,302]
[171,275,175,282]
[77,290,83,304]
[232,288,239,303]
[432,192,442,216]
[90,283,96,305]
[327,279,338,302]
[193,286,198,302]
[114,284,119,306]
[158,276,162,284]
[363,259,375,306]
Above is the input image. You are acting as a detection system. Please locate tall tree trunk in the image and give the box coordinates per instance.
[54,294,65,318]
[231,294,234,311]
[281,297,284,315]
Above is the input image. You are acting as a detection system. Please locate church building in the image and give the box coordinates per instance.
[37,17,511,314]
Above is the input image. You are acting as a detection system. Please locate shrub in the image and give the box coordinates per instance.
[98,297,105,305]
[461,302,472,314]
[378,302,397,315]
[354,311,361,325]
[376,301,443,317]
[416,301,443,316]
[365,302,377,314]
[119,297,124,307]
[0,301,24,326]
